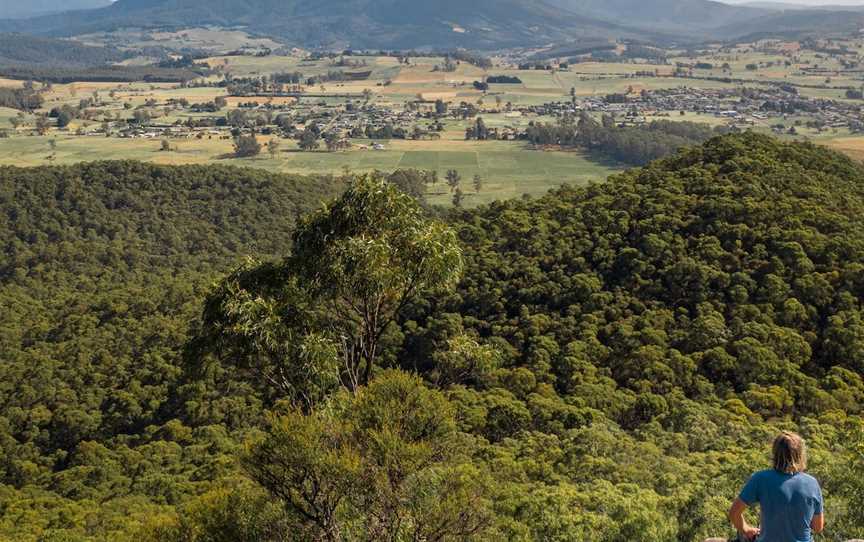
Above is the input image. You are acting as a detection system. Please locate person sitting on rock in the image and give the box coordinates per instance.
[728,431,824,542]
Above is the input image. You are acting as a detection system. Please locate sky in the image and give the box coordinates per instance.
[721,0,864,4]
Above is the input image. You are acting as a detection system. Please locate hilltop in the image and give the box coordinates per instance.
[0,0,861,49]
[0,0,110,20]
[1,134,863,539]
[0,0,662,49]
[548,0,770,34]
[0,33,128,66]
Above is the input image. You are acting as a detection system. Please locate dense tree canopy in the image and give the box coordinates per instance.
[1,134,864,540]
[0,161,344,540]
[525,113,730,166]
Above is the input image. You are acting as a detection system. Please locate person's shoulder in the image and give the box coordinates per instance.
[798,472,821,486]
[750,469,774,479]
[743,469,773,487]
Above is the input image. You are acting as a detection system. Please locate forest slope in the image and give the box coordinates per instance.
[0,162,344,539]
[0,0,679,48]
[0,33,128,67]
[1,135,864,540]
[0,0,110,20]
[2,0,857,46]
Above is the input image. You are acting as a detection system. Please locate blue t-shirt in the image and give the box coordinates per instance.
[739,470,823,542]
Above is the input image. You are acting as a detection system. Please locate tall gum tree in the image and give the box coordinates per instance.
[290,174,463,389]
[190,174,463,405]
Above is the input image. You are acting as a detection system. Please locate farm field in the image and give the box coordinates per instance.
[0,135,621,207]
[823,135,864,161]
[5,37,864,205]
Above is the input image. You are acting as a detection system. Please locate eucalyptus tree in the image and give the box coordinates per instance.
[290,174,463,389]
[191,174,463,405]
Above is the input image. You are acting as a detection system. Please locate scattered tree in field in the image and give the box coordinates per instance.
[473,173,483,193]
[132,109,150,124]
[466,117,489,140]
[35,115,49,135]
[324,132,345,152]
[56,109,74,129]
[446,169,461,192]
[160,139,171,152]
[453,186,464,207]
[299,127,320,151]
[385,168,435,202]
[233,134,262,158]
[267,138,280,158]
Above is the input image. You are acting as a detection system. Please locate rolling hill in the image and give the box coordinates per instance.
[0,0,689,49]
[544,0,864,39]
[1,0,861,48]
[2,134,864,540]
[0,33,128,66]
[714,7,864,39]
[0,0,111,19]
[547,0,770,34]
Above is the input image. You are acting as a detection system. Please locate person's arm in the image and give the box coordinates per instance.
[810,513,824,533]
[811,479,825,534]
[729,498,761,541]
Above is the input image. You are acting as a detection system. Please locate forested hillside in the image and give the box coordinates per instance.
[0,162,344,540]
[0,0,667,49]
[0,0,110,20]
[0,33,128,66]
[525,114,730,166]
[1,135,864,540]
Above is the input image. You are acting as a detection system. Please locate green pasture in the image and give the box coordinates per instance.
[206,54,402,80]
[0,135,622,207]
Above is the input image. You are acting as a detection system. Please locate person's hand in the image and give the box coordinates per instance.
[742,526,760,541]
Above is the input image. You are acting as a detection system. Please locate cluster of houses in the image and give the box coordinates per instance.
[71,77,864,146]
[502,86,864,133]
[308,104,424,135]
[105,100,434,149]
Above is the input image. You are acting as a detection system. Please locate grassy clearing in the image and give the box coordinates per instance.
[0,135,621,207]
[823,136,864,162]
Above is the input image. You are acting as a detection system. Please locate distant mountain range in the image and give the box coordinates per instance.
[731,1,864,9]
[0,0,681,49]
[2,0,864,50]
[547,0,771,34]
[0,0,111,19]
